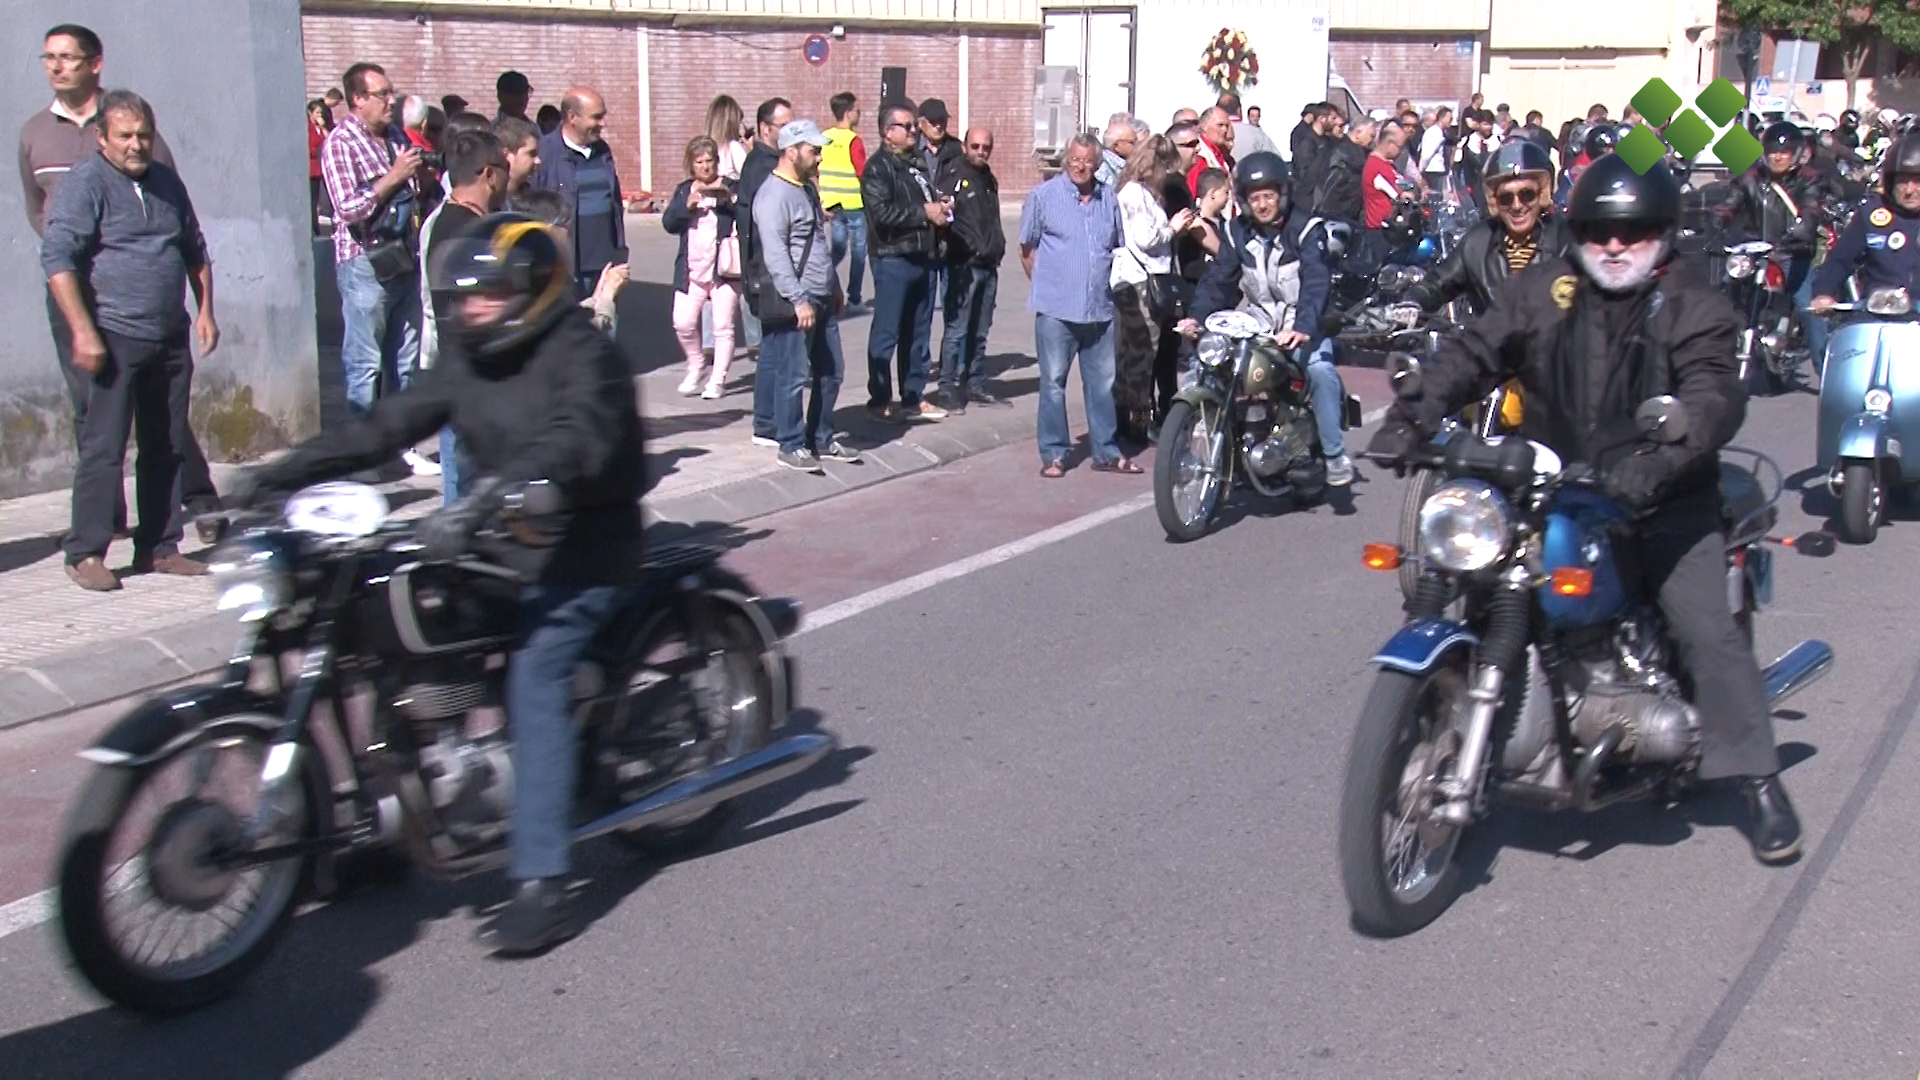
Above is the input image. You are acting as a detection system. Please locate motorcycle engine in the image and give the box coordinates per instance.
[1565,617,1700,765]
[394,655,494,722]
[418,726,514,848]
[1244,406,1316,480]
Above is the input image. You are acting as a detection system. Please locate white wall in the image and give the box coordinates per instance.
[1132,0,1332,137]
[0,0,317,497]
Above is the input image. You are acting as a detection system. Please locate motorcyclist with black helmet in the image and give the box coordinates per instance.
[1177,150,1355,485]
[1811,134,1920,313]
[1718,120,1845,360]
[1366,154,1805,866]
[1837,109,1863,154]
[229,213,648,955]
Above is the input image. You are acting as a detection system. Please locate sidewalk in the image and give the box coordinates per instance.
[0,211,1392,730]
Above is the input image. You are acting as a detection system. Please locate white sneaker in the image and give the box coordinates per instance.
[701,381,724,400]
[677,369,703,395]
[404,449,443,477]
[1326,453,1355,487]
[751,434,778,448]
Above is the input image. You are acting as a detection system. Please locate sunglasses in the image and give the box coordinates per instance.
[1572,220,1666,247]
[1494,186,1540,208]
[966,142,993,151]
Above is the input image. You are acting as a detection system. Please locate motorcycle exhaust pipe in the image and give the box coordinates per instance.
[1763,640,1835,708]
[572,732,835,842]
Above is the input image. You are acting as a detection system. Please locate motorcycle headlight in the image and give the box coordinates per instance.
[1196,332,1233,368]
[1865,388,1893,414]
[207,539,290,622]
[1725,253,1755,279]
[1418,481,1514,573]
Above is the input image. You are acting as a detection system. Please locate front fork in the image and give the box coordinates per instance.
[1432,569,1532,826]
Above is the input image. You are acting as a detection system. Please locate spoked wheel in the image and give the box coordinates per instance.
[613,609,775,858]
[1398,467,1443,602]
[57,728,309,1014]
[1154,399,1228,542]
[1339,666,1473,937]
[1840,461,1884,545]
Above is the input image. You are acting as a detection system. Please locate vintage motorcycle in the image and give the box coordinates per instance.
[1338,393,1834,936]
[1817,286,1920,543]
[1722,238,1811,394]
[55,481,832,1014]
[1154,309,1363,541]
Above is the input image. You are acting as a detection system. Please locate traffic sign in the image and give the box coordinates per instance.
[1754,76,1771,95]
[803,33,830,67]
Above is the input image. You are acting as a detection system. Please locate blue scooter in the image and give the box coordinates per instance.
[1818,285,1920,543]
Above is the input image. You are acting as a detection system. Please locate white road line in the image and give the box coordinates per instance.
[0,890,52,942]
[799,492,1157,636]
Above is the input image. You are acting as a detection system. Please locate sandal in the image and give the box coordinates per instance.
[1091,458,1143,475]
[1040,461,1066,479]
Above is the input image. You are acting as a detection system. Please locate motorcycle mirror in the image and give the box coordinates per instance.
[1635,395,1691,444]
[1388,353,1423,398]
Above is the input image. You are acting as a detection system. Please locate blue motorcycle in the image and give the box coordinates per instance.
[1338,393,1834,936]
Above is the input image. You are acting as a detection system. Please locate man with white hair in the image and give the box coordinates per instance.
[1095,112,1138,186]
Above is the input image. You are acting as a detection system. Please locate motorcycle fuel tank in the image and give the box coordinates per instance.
[1535,487,1633,632]
[1819,319,1920,474]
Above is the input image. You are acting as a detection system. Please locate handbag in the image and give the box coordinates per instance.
[716,233,743,279]
[744,200,820,323]
[1143,272,1192,322]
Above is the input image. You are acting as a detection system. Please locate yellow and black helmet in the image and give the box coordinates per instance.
[431,212,573,360]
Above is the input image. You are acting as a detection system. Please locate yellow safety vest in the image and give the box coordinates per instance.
[819,127,863,210]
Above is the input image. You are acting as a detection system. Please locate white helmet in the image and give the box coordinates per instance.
[1814,114,1837,132]
[1881,107,1902,128]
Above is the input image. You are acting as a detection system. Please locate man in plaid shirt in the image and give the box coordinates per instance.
[321,61,426,427]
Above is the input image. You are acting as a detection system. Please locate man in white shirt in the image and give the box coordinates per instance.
[1419,108,1453,196]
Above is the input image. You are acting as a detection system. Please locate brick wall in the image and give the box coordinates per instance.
[1329,35,1475,110]
[302,12,1043,198]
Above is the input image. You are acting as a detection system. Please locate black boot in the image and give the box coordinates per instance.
[476,877,583,957]
[1741,774,1803,865]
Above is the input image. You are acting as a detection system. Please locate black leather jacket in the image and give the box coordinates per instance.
[1405,216,1572,316]
[1718,164,1844,255]
[861,147,942,258]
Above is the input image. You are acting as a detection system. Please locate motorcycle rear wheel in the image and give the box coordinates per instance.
[1339,667,1472,937]
[1154,399,1227,542]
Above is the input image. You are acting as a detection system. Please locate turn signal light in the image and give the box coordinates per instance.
[1363,543,1403,571]
[1551,568,1593,597]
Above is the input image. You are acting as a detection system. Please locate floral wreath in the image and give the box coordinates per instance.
[1200,28,1259,95]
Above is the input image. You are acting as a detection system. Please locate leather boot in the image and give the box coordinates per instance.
[1741,774,1803,865]
[476,877,583,957]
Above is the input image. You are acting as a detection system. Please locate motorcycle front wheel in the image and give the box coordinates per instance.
[1338,666,1472,937]
[1154,399,1228,542]
[1840,461,1884,545]
[57,727,309,1015]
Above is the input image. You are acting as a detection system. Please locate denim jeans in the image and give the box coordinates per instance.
[829,210,869,303]
[939,264,998,393]
[336,255,423,421]
[1034,314,1120,465]
[440,427,464,502]
[1785,253,1829,362]
[1303,337,1346,458]
[867,253,936,408]
[762,306,846,453]
[505,583,634,880]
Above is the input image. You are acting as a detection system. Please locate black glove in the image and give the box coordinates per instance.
[1603,449,1671,512]
[1365,417,1421,467]
[418,477,509,562]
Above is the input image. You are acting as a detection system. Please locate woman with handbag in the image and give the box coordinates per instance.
[662,136,744,398]
[1110,136,1200,443]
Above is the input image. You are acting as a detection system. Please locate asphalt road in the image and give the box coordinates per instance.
[1,386,1917,1079]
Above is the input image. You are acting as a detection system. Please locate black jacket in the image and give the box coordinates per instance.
[1289,121,1317,170]
[1293,131,1335,204]
[660,177,739,293]
[923,136,965,193]
[257,309,647,585]
[862,147,941,258]
[1310,138,1368,224]
[1812,193,1920,299]
[1390,258,1745,506]
[736,141,781,259]
[1405,216,1572,316]
[1718,164,1844,255]
[944,158,1005,267]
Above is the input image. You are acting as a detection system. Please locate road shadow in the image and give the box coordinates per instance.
[1788,461,1915,541]
[0,533,62,574]
[648,408,750,440]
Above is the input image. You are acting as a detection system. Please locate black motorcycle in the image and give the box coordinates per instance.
[54,480,831,1014]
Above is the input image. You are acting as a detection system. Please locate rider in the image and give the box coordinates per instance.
[1718,121,1844,362]
[230,213,647,956]
[1810,134,1920,314]
[1177,151,1352,486]
[1366,154,1804,866]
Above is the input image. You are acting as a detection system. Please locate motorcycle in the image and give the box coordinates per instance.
[54,480,832,1014]
[1722,238,1810,394]
[1817,286,1920,543]
[1338,392,1834,936]
[1154,309,1363,541]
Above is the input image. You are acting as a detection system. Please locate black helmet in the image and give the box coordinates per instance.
[1584,123,1625,159]
[1382,198,1425,247]
[1234,151,1289,195]
[1761,121,1806,154]
[1484,140,1553,184]
[1841,109,1861,127]
[432,212,573,362]
[1568,122,1592,154]
[1884,134,1920,200]
[1566,153,1681,244]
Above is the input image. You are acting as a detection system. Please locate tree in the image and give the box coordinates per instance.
[1719,0,1920,109]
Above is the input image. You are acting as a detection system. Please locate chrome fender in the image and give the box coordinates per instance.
[1836,411,1893,462]
[1370,618,1480,675]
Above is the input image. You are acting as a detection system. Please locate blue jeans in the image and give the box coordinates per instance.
[335,255,423,421]
[829,210,868,303]
[939,264,998,393]
[1786,253,1829,361]
[1303,337,1346,458]
[762,307,846,453]
[440,427,464,502]
[867,253,936,408]
[505,583,633,880]
[1034,314,1120,465]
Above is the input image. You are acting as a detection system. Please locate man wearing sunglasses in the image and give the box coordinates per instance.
[1396,141,1568,321]
[1368,154,1803,867]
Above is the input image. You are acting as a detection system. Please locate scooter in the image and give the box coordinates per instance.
[1818,285,1920,543]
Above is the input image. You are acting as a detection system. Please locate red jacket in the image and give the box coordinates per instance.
[309,122,326,179]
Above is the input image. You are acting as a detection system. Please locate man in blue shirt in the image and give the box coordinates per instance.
[532,86,625,300]
[1019,134,1136,477]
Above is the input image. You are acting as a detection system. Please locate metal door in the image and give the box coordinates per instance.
[1043,7,1137,134]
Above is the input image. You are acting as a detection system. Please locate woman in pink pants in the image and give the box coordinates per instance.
[662,136,742,398]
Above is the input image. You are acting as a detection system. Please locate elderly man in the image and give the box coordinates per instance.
[1019,133,1132,478]
[533,86,625,300]
[42,91,216,590]
[1096,112,1139,186]
[1188,106,1235,197]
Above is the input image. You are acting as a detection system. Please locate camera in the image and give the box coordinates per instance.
[419,150,445,171]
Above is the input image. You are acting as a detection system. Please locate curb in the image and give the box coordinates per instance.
[0,614,238,733]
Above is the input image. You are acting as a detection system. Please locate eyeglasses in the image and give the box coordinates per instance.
[1494,187,1541,208]
[363,88,396,101]
[40,52,92,66]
